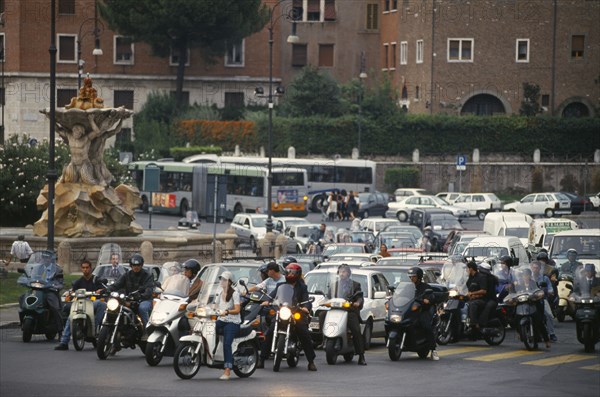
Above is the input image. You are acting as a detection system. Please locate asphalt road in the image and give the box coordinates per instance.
[0,319,598,397]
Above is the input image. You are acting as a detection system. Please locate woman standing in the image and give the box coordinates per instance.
[215,271,241,380]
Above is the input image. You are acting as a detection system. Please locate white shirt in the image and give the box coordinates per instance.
[215,288,241,324]
[11,241,33,260]
[256,275,286,295]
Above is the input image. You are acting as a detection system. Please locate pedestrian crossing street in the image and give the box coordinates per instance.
[371,345,600,371]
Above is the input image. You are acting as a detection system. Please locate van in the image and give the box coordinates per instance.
[483,212,533,248]
[548,229,600,271]
[528,218,579,252]
[462,236,530,266]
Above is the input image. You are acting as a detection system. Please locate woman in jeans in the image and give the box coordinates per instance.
[215,271,241,380]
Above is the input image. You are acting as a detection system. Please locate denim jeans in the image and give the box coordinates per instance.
[216,320,240,369]
[138,300,153,327]
[60,300,106,345]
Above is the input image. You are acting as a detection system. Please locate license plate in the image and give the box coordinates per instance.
[309,321,320,330]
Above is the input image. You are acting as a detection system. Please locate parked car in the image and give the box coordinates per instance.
[273,217,309,235]
[560,192,592,215]
[359,218,402,234]
[452,193,503,220]
[436,192,461,204]
[229,213,268,252]
[385,195,468,221]
[356,192,389,218]
[284,223,322,254]
[587,192,600,210]
[503,192,571,218]
[380,224,424,242]
[393,188,433,202]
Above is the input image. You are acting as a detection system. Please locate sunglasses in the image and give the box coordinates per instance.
[130,263,143,267]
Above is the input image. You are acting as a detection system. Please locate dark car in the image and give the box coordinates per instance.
[356,192,389,218]
[560,192,592,214]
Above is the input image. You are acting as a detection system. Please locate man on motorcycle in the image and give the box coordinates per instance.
[560,249,583,275]
[107,254,154,326]
[408,266,439,361]
[477,262,499,333]
[575,264,600,294]
[466,261,490,334]
[269,263,318,371]
[182,259,203,301]
[519,268,551,348]
[55,260,106,350]
[531,261,557,342]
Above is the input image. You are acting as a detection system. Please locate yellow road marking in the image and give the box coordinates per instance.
[466,350,542,362]
[580,364,600,371]
[437,346,492,357]
[522,354,596,367]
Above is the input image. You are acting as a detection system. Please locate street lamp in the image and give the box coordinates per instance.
[357,51,367,157]
[255,0,299,234]
[77,0,104,88]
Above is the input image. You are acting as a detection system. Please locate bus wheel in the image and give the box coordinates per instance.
[180,199,189,217]
[311,195,324,212]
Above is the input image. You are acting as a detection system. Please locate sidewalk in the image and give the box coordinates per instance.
[0,304,20,329]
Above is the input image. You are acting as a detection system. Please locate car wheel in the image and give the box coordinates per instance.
[544,208,554,218]
[397,211,408,222]
[477,211,486,221]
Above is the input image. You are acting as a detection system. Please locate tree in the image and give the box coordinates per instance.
[519,82,541,116]
[99,0,269,106]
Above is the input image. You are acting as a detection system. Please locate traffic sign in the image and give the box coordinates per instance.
[456,155,467,171]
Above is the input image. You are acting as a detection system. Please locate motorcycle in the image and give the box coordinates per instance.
[145,283,190,366]
[96,289,147,359]
[556,273,576,322]
[571,271,600,352]
[437,263,507,346]
[503,265,547,351]
[17,251,63,343]
[271,283,314,372]
[65,289,105,351]
[385,282,438,361]
[172,265,259,379]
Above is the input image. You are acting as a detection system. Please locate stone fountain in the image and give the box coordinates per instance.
[34,76,143,237]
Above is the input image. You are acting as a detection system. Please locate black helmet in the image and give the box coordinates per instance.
[407,267,423,280]
[536,252,549,262]
[129,253,144,267]
[499,255,513,267]
[182,259,201,276]
[282,256,297,267]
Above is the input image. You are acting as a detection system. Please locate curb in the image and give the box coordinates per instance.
[0,303,19,308]
[0,321,19,329]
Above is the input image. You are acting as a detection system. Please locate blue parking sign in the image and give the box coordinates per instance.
[457,155,467,166]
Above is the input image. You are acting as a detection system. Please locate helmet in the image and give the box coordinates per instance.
[129,254,144,267]
[182,259,201,276]
[584,263,596,274]
[407,267,423,280]
[282,256,297,267]
[536,252,549,262]
[567,249,578,256]
[499,255,513,267]
[285,263,302,283]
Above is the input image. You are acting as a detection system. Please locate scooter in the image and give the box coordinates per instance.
[172,266,259,379]
[17,253,64,343]
[145,291,189,366]
[571,274,600,352]
[321,290,363,365]
[66,289,105,350]
[556,273,576,322]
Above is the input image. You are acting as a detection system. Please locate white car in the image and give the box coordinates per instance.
[385,195,469,221]
[272,216,309,235]
[436,192,461,204]
[452,193,503,220]
[393,188,432,202]
[359,218,401,234]
[229,213,268,252]
[305,267,390,349]
[588,192,600,209]
[503,192,571,218]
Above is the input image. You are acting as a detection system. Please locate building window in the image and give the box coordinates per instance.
[416,40,424,64]
[292,0,303,21]
[170,47,190,66]
[58,0,75,15]
[57,89,77,108]
[516,39,529,63]
[114,36,134,64]
[571,35,585,59]
[307,0,320,21]
[114,90,134,109]
[170,91,190,106]
[448,38,473,62]
[292,44,307,67]
[225,92,245,108]
[384,0,390,12]
[415,85,420,99]
[324,0,336,21]
[391,0,398,11]
[366,3,379,30]
[383,43,389,70]
[57,34,76,63]
[390,43,396,69]
[318,44,334,67]
[541,94,549,107]
[400,41,407,65]
[293,0,335,22]
[225,39,244,67]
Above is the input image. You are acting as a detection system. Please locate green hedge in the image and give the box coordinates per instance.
[384,168,421,193]
[170,146,223,161]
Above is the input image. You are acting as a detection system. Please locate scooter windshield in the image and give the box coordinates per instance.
[97,243,123,265]
[161,274,190,298]
[510,265,541,294]
[273,283,295,307]
[440,261,468,294]
[194,265,230,308]
[391,282,416,310]
[329,273,359,300]
[573,268,600,298]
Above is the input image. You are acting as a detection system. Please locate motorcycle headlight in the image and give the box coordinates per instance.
[280,306,292,321]
[390,314,402,323]
[195,307,207,317]
[517,295,529,303]
[107,298,120,311]
[31,282,44,289]
[449,290,458,298]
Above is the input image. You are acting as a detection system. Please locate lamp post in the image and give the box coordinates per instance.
[262,0,299,233]
[48,0,57,251]
[77,0,103,88]
[357,51,367,157]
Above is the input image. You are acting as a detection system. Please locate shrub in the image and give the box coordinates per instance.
[384,167,420,193]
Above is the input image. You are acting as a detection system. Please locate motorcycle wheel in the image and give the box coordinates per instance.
[343,352,354,362]
[22,318,34,343]
[145,341,164,366]
[173,341,201,380]
[363,320,373,351]
[72,319,86,351]
[232,341,258,378]
[583,323,595,353]
[97,326,114,360]
[436,317,452,345]
[387,335,402,361]
[325,339,338,365]
[417,349,429,359]
[520,324,535,351]
[483,324,506,346]
[556,307,565,322]
[272,336,285,372]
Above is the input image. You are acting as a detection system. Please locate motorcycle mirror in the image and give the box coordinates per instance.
[566,284,573,290]
[238,279,246,286]
[308,297,315,303]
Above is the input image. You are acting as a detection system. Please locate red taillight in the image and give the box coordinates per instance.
[501,307,507,315]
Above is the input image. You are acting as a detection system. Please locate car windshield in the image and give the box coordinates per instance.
[251,217,268,227]
[297,226,319,238]
[431,196,450,205]
[463,246,508,258]
[220,265,263,286]
[431,219,462,230]
[550,235,600,260]
[375,268,411,286]
[323,245,364,256]
[349,232,375,243]
[505,228,529,239]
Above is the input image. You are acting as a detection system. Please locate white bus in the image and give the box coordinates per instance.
[128,161,308,219]
[182,154,377,212]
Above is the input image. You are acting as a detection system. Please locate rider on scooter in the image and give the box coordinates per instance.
[182,259,203,301]
[408,267,439,361]
[466,261,490,334]
[560,249,583,275]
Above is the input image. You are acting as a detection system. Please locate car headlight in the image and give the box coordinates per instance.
[390,314,402,323]
[280,306,292,321]
[107,298,120,311]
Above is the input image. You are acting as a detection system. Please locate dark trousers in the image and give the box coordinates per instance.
[418,309,436,351]
[294,320,316,363]
[468,299,487,328]
[480,300,498,327]
[534,301,550,343]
